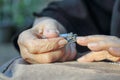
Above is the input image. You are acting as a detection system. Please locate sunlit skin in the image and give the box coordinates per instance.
[18,17,120,64]
[77,35,120,62]
[18,17,77,64]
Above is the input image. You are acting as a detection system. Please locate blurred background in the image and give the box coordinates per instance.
[0,0,56,66]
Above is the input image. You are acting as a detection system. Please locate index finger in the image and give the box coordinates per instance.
[25,37,67,54]
[77,35,115,46]
[77,50,120,62]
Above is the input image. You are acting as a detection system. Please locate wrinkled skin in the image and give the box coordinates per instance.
[18,17,120,64]
[77,35,120,62]
[18,17,77,64]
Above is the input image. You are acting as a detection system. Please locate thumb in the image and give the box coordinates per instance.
[43,20,60,38]
[32,18,60,38]
[43,28,59,38]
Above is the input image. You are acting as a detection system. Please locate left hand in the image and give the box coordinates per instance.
[76,35,120,62]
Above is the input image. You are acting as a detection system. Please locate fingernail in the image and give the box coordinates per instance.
[109,47,120,52]
[58,39,67,47]
[108,47,120,57]
[88,43,98,47]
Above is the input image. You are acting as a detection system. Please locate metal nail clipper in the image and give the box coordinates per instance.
[60,32,77,43]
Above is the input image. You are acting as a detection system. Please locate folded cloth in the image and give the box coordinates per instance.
[0,57,120,80]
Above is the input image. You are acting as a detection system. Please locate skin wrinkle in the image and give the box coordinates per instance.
[57,46,67,62]
[46,39,57,51]
[19,45,38,64]
[18,17,77,63]
[19,24,120,63]
[53,48,65,62]
[89,39,120,51]
[27,38,64,54]
[78,35,120,52]
[39,39,58,53]
[77,34,120,62]
[36,48,65,63]
[21,32,72,61]
[21,43,65,63]
[77,35,119,46]
[78,35,108,46]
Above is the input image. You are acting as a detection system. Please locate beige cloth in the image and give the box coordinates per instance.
[0,57,120,80]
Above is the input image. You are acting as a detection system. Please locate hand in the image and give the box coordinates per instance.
[18,17,77,64]
[76,35,120,62]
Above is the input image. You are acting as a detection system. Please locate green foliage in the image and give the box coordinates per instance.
[0,0,54,28]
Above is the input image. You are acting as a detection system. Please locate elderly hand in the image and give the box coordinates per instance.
[77,35,120,62]
[18,17,76,64]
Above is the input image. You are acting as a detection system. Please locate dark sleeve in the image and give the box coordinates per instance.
[111,0,120,37]
[12,25,32,52]
[34,0,90,33]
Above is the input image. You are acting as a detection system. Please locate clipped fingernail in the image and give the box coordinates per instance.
[88,43,98,47]
[58,39,67,47]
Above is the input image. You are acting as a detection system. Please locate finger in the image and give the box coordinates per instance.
[25,37,67,54]
[43,20,60,38]
[32,19,60,38]
[59,43,77,61]
[59,43,71,62]
[67,43,77,61]
[77,35,116,46]
[77,51,108,62]
[77,50,120,62]
[87,39,120,51]
[20,45,65,63]
[31,23,44,38]
[108,47,120,57]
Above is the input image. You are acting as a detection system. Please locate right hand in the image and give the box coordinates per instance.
[18,17,77,64]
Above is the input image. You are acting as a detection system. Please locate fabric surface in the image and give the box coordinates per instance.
[0,57,120,80]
